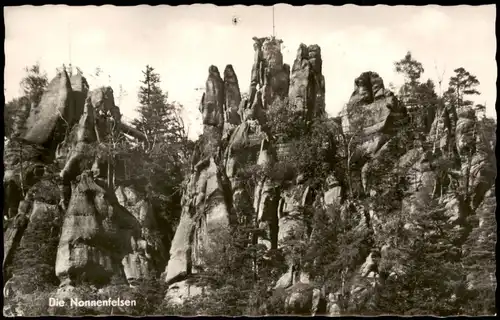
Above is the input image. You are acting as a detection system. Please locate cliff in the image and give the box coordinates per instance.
[3,70,166,315]
[3,37,496,317]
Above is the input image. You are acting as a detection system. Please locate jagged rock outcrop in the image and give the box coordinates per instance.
[200,65,225,129]
[22,70,79,147]
[115,186,165,285]
[288,43,325,120]
[3,70,168,316]
[226,121,266,224]
[429,101,459,161]
[162,38,330,313]
[164,66,235,302]
[223,64,242,128]
[469,139,496,210]
[337,70,495,313]
[345,71,409,195]
[55,172,136,286]
[4,36,496,317]
[253,138,279,250]
[3,179,63,314]
[3,70,83,223]
[3,71,85,291]
[275,174,313,288]
[55,86,161,288]
[70,72,90,121]
[250,36,290,109]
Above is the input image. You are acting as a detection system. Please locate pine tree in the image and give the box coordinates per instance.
[370,199,467,316]
[176,223,279,316]
[444,67,480,109]
[461,185,496,315]
[4,96,30,139]
[124,65,191,242]
[4,63,48,139]
[132,65,185,145]
[394,52,438,141]
[20,62,49,106]
[394,52,424,86]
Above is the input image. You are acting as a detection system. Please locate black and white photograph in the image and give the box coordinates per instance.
[2,4,497,316]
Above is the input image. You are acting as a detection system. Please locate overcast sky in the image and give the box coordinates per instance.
[4,5,496,140]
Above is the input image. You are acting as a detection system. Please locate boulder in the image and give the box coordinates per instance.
[165,279,204,305]
[23,70,77,146]
[55,172,139,287]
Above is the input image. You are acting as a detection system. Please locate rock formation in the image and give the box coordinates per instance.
[289,43,326,120]
[160,37,331,313]
[3,36,495,317]
[345,71,409,196]
[22,70,77,147]
[164,65,236,302]
[223,64,242,128]
[3,70,166,315]
[250,36,290,110]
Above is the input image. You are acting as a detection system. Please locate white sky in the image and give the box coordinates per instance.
[4,4,497,140]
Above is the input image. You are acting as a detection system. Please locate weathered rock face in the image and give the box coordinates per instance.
[192,158,233,261]
[60,98,97,181]
[3,214,28,269]
[164,156,233,299]
[223,64,242,127]
[345,72,409,195]
[115,185,166,285]
[455,107,476,162]
[469,147,496,210]
[348,72,384,108]
[23,70,78,147]
[429,102,459,161]
[53,85,159,288]
[70,72,90,121]
[164,65,237,301]
[200,65,225,129]
[3,71,169,316]
[3,73,93,286]
[5,36,496,317]
[226,121,265,223]
[163,37,329,312]
[288,43,326,119]
[163,187,195,285]
[347,72,406,138]
[277,175,312,255]
[323,174,342,207]
[254,138,279,250]
[3,142,48,221]
[3,179,64,312]
[250,36,290,110]
[2,80,81,312]
[55,173,125,286]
